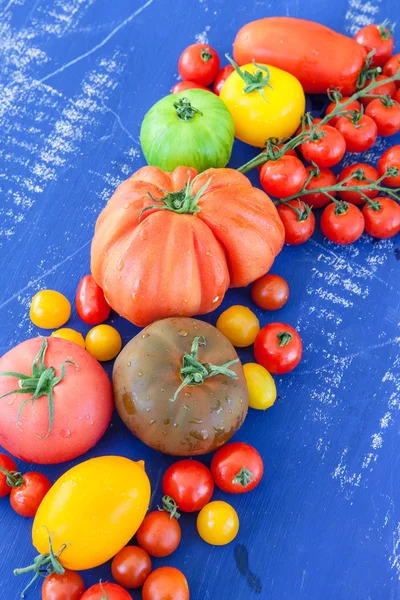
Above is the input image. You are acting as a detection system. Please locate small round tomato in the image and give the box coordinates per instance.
[321,202,365,244]
[42,570,85,600]
[136,510,181,558]
[76,275,110,326]
[142,567,189,600]
[178,43,220,86]
[362,197,400,238]
[277,200,315,245]
[213,65,234,95]
[396,88,400,103]
[0,453,20,497]
[251,273,289,311]
[197,500,239,545]
[259,155,307,198]
[300,125,346,168]
[303,165,337,209]
[81,582,131,600]
[361,75,396,107]
[378,145,400,187]
[243,362,277,410]
[85,324,122,361]
[51,328,85,348]
[254,323,303,375]
[30,290,71,329]
[216,305,260,347]
[111,545,152,589]
[383,53,400,83]
[10,471,51,517]
[337,163,379,205]
[162,460,214,512]
[211,442,264,493]
[365,97,400,136]
[355,22,395,68]
[335,114,377,153]
[325,98,362,126]
[171,80,210,93]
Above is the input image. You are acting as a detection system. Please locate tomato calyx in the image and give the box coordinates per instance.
[333,200,350,216]
[0,464,23,488]
[173,97,203,122]
[232,467,255,487]
[99,581,110,600]
[276,332,293,347]
[159,495,181,519]
[171,335,239,402]
[278,199,313,223]
[0,336,78,439]
[226,54,272,101]
[345,108,364,128]
[201,47,213,62]
[377,19,395,40]
[140,174,212,220]
[357,51,382,89]
[378,93,397,108]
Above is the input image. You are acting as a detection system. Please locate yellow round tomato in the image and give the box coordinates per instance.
[243,362,277,410]
[32,456,150,570]
[216,305,260,347]
[220,61,305,147]
[197,500,239,546]
[30,290,71,329]
[51,328,85,348]
[85,324,122,361]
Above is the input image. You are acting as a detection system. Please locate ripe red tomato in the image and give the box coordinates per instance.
[277,200,316,245]
[365,98,400,136]
[178,43,220,86]
[81,583,131,600]
[396,88,400,103]
[76,275,110,325]
[136,510,181,558]
[362,198,400,238]
[300,125,346,167]
[251,274,289,310]
[142,567,189,600]
[162,459,214,512]
[335,114,377,152]
[213,65,234,95]
[361,75,396,107]
[0,453,19,497]
[254,323,302,375]
[320,202,365,244]
[259,156,307,198]
[211,442,264,494]
[337,163,379,205]
[42,570,85,600]
[378,145,400,187]
[355,23,394,68]
[303,166,337,208]
[383,53,400,84]
[111,545,152,589]
[325,98,362,126]
[10,471,51,517]
[171,80,211,93]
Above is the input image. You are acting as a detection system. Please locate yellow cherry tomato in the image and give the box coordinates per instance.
[51,328,85,348]
[243,362,277,410]
[85,324,122,361]
[216,305,260,347]
[220,60,305,147]
[197,500,239,546]
[30,290,71,329]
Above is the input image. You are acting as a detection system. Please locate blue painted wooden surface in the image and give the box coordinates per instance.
[0,1,399,598]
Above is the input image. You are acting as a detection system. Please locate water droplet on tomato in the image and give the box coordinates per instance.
[178,329,188,337]
[127,361,131,367]
[212,296,220,303]
[184,392,191,397]
[103,251,108,257]
[117,259,124,271]
[206,250,213,256]
[141,333,150,338]
[61,429,71,438]
[149,419,156,425]
[124,202,131,209]
[138,371,143,377]
[160,388,165,392]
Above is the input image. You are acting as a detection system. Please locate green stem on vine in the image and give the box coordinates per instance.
[377,19,395,40]
[159,495,181,519]
[0,464,24,488]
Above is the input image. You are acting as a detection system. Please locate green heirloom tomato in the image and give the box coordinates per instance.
[140,89,234,173]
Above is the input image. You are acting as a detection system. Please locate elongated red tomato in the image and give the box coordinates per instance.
[335,114,377,153]
[362,198,400,238]
[300,125,346,168]
[355,22,395,68]
[321,202,365,244]
[233,17,367,94]
[254,323,302,374]
[365,98,400,136]
[76,275,110,325]
[337,163,379,205]
[211,442,264,494]
[213,65,235,95]
[303,166,337,208]
[171,81,210,94]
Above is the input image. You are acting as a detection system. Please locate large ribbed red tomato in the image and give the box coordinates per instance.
[91,167,284,327]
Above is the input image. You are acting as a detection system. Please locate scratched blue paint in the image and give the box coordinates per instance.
[0,1,399,599]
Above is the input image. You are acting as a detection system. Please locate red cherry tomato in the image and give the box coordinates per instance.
[178,43,220,86]
[81,582,131,600]
[162,459,214,512]
[383,53,400,84]
[396,88,400,103]
[335,114,377,153]
[254,323,302,375]
[142,567,189,600]
[365,97,400,136]
[320,202,365,244]
[337,163,379,205]
[259,155,307,198]
[136,510,181,558]
[76,275,110,325]
[251,274,289,311]
[213,65,234,95]
[378,145,400,187]
[42,570,85,600]
[355,23,395,68]
[211,442,264,494]
[111,545,152,589]
[10,472,51,517]
[171,80,211,94]
[300,125,346,168]
[276,200,316,245]
[325,98,362,126]
[303,165,337,209]
[0,453,19,498]
[362,197,400,238]
[361,75,396,107]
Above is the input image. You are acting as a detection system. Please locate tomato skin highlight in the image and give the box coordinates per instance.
[243,362,277,410]
[365,99,400,136]
[335,114,377,153]
[171,80,210,93]
[42,570,85,600]
[321,203,365,244]
[303,166,337,209]
[360,75,396,107]
[259,156,307,198]
[383,53,400,85]
[251,273,289,311]
[142,567,189,600]
[10,472,51,517]
[162,460,214,512]
[277,200,315,245]
[136,511,181,558]
[178,43,220,86]
[337,163,379,205]
[325,98,361,126]
[197,500,239,545]
[111,545,152,589]
[362,198,400,239]
[355,24,394,68]
[216,305,260,347]
[378,145,400,187]
[30,290,71,329]
[76,275,110,325]
[0,454,18,497]
[211,442,264,493]
[300,125,346,168]
[213,65,234,95]
[254,323,303,375]
[81,583,131,600]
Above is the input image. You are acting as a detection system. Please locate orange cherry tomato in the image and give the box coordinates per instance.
[251,274,289,311]
[142,567,189,600]
[136,511,181,558]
